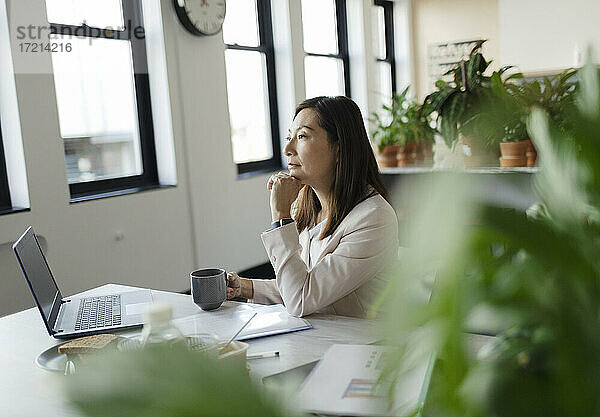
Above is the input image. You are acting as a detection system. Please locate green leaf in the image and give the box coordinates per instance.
[65,345,290,417]
[469,39,486,56]
[439,92,466,147]
[505,72,524,81]
[435,79,450,90]
[467,53,483,83]
[425,86,458,115]
[490,72,505,96]
[497,65,515,76]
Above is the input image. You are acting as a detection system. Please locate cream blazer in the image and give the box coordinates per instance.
[252,194,399,318]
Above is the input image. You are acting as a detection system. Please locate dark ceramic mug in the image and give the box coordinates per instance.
[190,268,227,311]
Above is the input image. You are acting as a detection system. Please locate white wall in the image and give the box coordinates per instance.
[411,0,500,99]
[499,0,600,72]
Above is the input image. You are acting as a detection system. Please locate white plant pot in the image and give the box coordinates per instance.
[432,136,466,170]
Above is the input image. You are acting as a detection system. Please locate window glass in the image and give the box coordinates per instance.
[376,61,393,108]
[304,56,345,98]
[45,0,124,29]
[301,0,338,55]
[0,130,10,210]
[373,5,386,60]
[225,49,273,164]
[50,36,142,183]
[222,0,260,47]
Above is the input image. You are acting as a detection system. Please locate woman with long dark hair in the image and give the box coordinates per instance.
[226,96,398,318]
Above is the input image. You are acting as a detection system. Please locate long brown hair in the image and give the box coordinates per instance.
[293,96,390,239]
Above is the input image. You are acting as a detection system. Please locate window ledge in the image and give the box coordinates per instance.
[0,206,30,216]
[237,167,281,180]
[70,184,176,203]
[380,166,539,175]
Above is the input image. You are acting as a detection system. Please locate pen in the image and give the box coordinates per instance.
[247,350,280,360]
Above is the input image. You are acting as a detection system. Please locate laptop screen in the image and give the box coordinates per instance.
[13,228,62,330]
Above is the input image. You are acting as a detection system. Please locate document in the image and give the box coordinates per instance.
[172,303,312,341]
[295,344,434,416]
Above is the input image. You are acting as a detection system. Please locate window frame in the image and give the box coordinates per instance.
[224,0,282,177]
[374,0,397,95]
[303,0,351,98]
[48,0,159,200]
[0,122,12,212]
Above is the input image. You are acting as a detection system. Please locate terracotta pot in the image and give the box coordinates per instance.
[422,141,433,162]
[406,142,418,163]
[415,142,424,161]
[376,144,400,168]
[499,140,529,167]
[524,139,537,167]
[396,145,409,166]
[461,135,499,168]
[397,142,418,166]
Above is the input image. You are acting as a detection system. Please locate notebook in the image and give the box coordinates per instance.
[172,303,312,341]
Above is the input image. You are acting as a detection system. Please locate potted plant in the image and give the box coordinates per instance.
[422,40,503,167]
[461,68,530,167]
[371,86,434,167]
[402,100,436,164]
[466,68,578,167]
[370,110,402,168]
[512,69,579,166]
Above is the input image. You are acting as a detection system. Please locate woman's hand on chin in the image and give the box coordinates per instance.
[268,172,304,222]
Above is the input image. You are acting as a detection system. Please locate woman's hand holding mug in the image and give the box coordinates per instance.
[267,172,303,222]
[227,272,253,300]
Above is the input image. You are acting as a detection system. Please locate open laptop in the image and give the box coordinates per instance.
[12,226,153,339]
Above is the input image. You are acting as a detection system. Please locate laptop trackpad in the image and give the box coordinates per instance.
[126,302,151,316]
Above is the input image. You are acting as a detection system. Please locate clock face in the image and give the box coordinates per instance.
[174,0,226,36]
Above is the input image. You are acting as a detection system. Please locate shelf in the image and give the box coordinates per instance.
[380,166,539,175]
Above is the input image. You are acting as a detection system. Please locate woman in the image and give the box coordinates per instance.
[226,96,398,318]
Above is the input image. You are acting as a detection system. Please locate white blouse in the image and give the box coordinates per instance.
[251,194,399,318]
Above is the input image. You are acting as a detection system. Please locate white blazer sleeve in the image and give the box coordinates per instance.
[251,279,283,305]
[260,204,398,317]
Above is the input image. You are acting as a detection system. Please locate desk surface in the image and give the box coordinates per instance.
[0,284,379,417]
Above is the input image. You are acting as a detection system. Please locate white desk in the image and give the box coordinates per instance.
[0,284,379,417]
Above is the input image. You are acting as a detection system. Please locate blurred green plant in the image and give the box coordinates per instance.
[65,344,294,417]
[370,86,434,152]
[379,59,600,417]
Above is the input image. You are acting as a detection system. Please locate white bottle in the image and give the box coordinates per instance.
[140,303,183,346]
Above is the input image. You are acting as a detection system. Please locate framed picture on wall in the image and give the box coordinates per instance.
[427,39,484,92]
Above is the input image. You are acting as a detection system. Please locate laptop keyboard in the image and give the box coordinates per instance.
[75,295,122,331]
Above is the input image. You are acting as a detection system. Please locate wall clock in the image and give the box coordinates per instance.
[174,0,226,36]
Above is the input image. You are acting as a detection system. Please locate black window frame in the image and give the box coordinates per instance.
[0,122,12,212]
[49,0,159,200]
[374,0,397,94]
[224,0,282,177]
[303,0,351,97]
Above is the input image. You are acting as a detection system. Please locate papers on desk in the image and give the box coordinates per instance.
[172,303,312,341]
[295,344,434,417]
